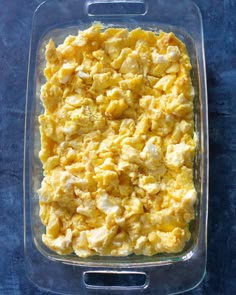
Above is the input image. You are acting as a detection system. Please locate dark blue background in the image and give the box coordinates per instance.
[0,0,235,294]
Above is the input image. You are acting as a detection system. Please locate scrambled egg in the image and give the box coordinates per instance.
[38,24,197,257]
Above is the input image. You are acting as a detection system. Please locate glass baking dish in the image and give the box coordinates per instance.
[24,0,208,293]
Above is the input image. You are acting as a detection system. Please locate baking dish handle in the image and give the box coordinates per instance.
[85,0,148,16]
[83,271,149,290]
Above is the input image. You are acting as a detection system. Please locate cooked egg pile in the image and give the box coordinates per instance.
[38,24,197,257]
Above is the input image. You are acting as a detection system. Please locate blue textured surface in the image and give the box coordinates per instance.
[0,0,235,294]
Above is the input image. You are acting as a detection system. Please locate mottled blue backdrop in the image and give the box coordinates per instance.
[0,0,235,294]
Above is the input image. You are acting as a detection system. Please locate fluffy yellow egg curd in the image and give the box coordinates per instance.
[38,24,197,257]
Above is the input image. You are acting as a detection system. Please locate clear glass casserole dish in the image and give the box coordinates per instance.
[24,0,208,293]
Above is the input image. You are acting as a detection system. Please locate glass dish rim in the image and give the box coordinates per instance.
[23,0,208,293]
